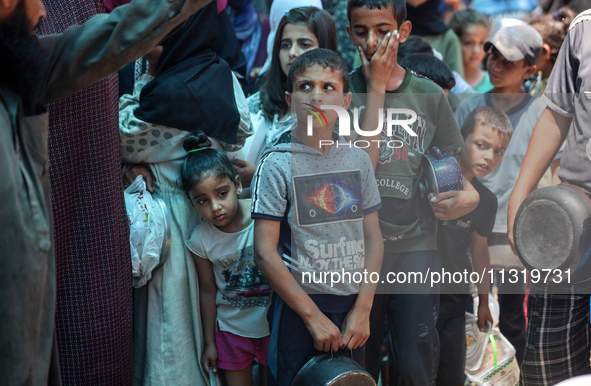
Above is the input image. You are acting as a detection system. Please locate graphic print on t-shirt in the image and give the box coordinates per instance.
[293,171,363,226]
[217,244,271,309]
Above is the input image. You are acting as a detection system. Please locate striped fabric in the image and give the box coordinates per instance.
[521,294,591,385]
[37,2,133,385]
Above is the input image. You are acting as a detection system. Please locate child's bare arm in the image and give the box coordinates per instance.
[254,219,343,352]
[470,233,493,332]
[192,253,218,373]
[508,107,572,252]
[430,177,480,220]
[341,211,384,350]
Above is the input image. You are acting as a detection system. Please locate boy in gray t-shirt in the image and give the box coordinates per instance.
[251,49,383,386]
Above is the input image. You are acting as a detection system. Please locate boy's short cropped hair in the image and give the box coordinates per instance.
[460,106,513,140]
[397,35,433,62]
[286,48,350,93]
[347,0,406,29]
[400,53,456,91]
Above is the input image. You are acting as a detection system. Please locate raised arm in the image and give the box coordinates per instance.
[40,0,212,103]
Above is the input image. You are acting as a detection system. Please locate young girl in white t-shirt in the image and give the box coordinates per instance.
[181,132,270,386]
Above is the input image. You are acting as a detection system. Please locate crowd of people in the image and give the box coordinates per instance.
[1,0,591,385]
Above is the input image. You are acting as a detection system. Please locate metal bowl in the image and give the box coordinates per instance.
[291,351,375,386]
[514,183,591,282]
[420,146,464,198]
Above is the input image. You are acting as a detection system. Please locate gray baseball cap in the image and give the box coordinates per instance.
[484,24,543,65]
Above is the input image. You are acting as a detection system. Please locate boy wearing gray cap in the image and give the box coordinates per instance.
[454,23,546,365]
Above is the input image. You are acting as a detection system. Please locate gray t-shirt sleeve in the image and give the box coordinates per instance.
[542,21,580,117]
[251,152,289,220]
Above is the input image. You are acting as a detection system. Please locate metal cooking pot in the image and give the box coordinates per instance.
[420,147,464,198]
[291,351,375,386]
[514,183,591,282]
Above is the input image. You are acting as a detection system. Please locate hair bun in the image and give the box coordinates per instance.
[183,131,212,152]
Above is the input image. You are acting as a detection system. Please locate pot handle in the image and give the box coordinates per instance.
[431,146,443,160]
[330,349,355,359]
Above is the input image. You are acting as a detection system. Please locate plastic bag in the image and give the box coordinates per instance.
[124,175,166,288]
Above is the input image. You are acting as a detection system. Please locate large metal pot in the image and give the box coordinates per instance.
[291,351,375,386]
[514,183,591,282]
[420,147,464,198]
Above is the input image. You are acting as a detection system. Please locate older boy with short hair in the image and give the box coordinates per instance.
[251,48,384,386]
[345,0,472,384]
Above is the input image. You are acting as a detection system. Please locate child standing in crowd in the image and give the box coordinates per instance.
[182,133,270,386]
[528,6,576,97]
[405,0,465,77]
[436,106,513,385]
[345,0,476,384]
[242,6,338,166]
[399,53,456,94]
[448,9,493,93]
[119,3,252,383]
[251,48,384,386]
[508,8,591,385]
[455,23,546,365]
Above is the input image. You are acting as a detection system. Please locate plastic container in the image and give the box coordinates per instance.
[465,328,519,386]
[465,312,490,371]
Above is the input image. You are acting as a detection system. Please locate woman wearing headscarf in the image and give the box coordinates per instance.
[406,0,465,77]
[119,2,251,384]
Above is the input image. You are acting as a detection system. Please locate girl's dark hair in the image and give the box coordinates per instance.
[529,7,575,64]
[259,7,338,121]
[180,132,237,193]
[448,9,489,38]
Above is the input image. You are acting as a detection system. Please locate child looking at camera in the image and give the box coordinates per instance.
[436,106,512,385]
[182,132,271,386]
